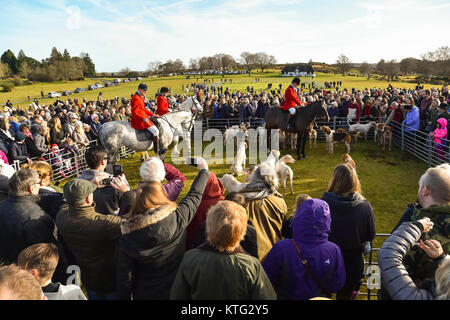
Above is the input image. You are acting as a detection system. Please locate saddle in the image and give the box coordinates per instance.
[135,117,161,142]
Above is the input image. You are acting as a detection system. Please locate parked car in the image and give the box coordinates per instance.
[123,79,130,83]
[113,78,122,83]
[104,82,114,87]
[136,76,142,80]
[62,90,73,96]
[74,87,86,93]
[48,92,61,98]
[95,83,104,88]
[88,84,98,90]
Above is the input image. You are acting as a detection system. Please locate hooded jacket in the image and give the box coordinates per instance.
[431,118,447,145]
[186,172,225,250]
[116,169,209,300]
[262,199,346,300]
[403,106,420,131]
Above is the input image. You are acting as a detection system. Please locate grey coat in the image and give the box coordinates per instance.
[34,133,48,153]
[378,222,436,300]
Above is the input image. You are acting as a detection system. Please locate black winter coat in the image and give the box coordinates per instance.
[7,141,29,163]
[0,194,57,264]
[116,169,209,300]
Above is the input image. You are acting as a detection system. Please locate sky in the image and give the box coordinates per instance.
[1,0,449,72]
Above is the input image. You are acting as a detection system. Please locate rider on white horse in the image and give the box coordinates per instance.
[156,87,170,116]
[131,83,160,154]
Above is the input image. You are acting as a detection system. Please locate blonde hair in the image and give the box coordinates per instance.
[294,194,312,212]
[17,243,59,281]
[328,164,362,195]
[0,264,43,300]
[130,182,176,216]
[419,163,450,204]
[206,201,248,252]
[435,256,450,300]
[22,161,53,182]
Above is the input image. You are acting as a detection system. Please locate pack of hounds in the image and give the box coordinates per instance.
[222,119,389,195]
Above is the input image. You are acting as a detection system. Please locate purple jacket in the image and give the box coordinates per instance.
[162,163,186,202]
[262,199,346,300]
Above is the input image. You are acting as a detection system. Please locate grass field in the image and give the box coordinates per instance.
[1,70,437,110]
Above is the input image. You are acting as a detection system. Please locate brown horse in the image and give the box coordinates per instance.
[265,100,329,160]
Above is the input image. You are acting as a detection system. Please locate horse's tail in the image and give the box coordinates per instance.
[96,125,105,148]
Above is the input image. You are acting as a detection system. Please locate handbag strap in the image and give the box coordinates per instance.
[291,239,331,297]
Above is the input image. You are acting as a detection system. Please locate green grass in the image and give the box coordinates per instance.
[118,139,427,235]
[1,71,437,109]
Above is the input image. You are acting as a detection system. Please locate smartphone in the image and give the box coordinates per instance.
[113,164,123,177]
[186,157,198,167]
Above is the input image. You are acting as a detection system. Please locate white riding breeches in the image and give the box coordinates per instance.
[289,107,296,115]
[147,125,159,137]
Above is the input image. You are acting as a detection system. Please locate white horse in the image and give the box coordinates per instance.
[98,96,202,162]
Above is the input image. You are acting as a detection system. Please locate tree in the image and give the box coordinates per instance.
[1,50,19,74]
[80,53,96,77]
[255,52,276,73]
[188,58,199,72]
[359,61,370,76]
[0,62,10,79]
[63,49,71,62]
[400,58,419,75]
[147,60,162,75]
[385,60,400,81]
[376,59,387,74]
[19,60,31,79]
[214,54,236,71]
[240,52,258,76]
[336,54,351,75]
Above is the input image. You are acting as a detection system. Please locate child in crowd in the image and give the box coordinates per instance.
[430,118,448,161]
[17,243,87,300]
[281,194,312,239]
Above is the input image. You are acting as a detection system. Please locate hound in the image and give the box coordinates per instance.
[382,125,393,151]
[276,155,295,195]
[265,149,280,169]
[373,122,385,144]
[284,132,297,150]
[342,153,356,170]
[230,141,247,176]
[349,121,375,141]
[307,122,317,149]
[220,173,247,193]
[224,124,248,146]
[321,126,351,154]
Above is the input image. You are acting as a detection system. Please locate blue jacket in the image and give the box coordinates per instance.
[216,104,232,119]
[328,107,339,119]
[239,104,253,122]
[403,106,420,131]
[262,199,346,300]
[212,104,220,119]
[255,102,269,119]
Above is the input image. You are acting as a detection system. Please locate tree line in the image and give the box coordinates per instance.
[0,47,96,82]
[335,46,450,82]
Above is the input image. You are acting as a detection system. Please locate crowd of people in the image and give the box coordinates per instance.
[0,80,449,301]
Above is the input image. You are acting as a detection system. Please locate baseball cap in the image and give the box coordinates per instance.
[63,179,97,205]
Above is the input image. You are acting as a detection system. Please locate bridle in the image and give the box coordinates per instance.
[157,97,201,134]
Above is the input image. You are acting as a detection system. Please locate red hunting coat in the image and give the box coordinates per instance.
[131,93,154,130]
[156,94,169,116]
[282,85,301,111]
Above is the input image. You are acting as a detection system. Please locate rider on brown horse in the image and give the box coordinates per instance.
[130,83,160,154]
[282,77,302,131]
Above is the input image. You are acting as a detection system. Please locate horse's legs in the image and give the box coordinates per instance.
[301,132,307,158]
[296,133,302,160]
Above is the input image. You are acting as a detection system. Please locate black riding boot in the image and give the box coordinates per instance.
[153,135,159,156]
[287,113,295,131]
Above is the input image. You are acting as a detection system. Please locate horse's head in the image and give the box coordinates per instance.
[315,99,330,122]
[190,96,203,115]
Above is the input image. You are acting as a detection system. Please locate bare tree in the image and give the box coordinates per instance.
[240,52,258,76]
[336,54,352,75]
[255,52,276,73]
[359,61,370,76]
[0,62,10,79]
[189,58,199,72]
[19,60,31,79]
[147,61,162,75]
[385,60,400,81]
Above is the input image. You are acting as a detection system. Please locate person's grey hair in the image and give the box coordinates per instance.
[8,169,40,194]
[435,256,450,300]
[139,157,166,182]
[419,163,450,204]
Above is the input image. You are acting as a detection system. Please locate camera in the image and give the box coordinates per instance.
[113,164,123,177]
[101,177,113,185]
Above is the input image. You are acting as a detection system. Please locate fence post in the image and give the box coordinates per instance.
[74,153,80,176]
[206,118,209,130]
[332,117,336,130]
[401,122,405,151]
[427,134,432,168]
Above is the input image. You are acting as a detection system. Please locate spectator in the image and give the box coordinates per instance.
[281,194,312,239]
[255,96,270,119]
[90,114,101,139]
[116,158,209,300]
[0,157,14,201]
[338,95,350,117]
[49,116,65,147]
[56,178,122,300]
[20,124,43,159]
[186,172,225,250]
[63,112,79,136]
[420,89,433,127]
[17,243,86,300]
[378,218,449,300]
[7,132,32,165]
[34,125,48,155]
[78,145,130,216]
[0,169,57,264]
[389,164,450,290]
[327,101,339,119]
[0,116,15,148]
[240,98,253,123]
[72,121,90,149]
[430,118,448,161]
[170,200,276,300]
[263,199,346,299]
[238,162,289,261]
[0,264,45,300]
[403,98,420,131]
[346,97,361,123]
[321,164,376,300]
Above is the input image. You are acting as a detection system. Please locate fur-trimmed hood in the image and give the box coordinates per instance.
[120,203,178,235]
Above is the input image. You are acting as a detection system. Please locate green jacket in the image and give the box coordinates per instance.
[427,109,450,131]
[170,244,276,300]
[403,204,450,287]
[55,204,121,293]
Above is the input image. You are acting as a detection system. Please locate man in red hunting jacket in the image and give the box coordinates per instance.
[131,83,160,154]
[282,77,301,130]
[156,87,170,116]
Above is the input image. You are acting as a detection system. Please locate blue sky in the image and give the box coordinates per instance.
[1,0,449,72]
